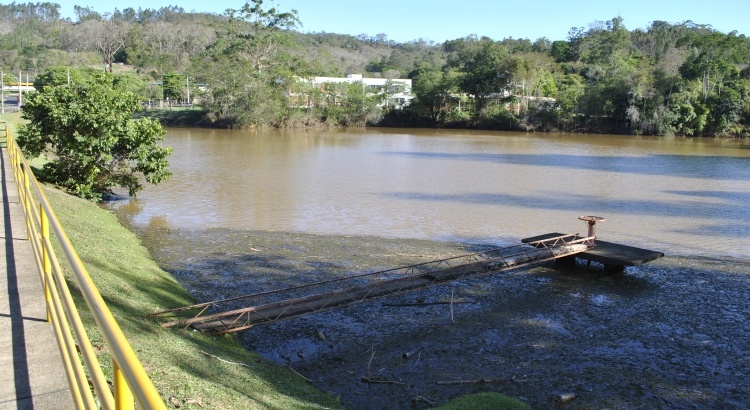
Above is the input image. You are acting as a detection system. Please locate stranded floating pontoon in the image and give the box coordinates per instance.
[151,216,663,335]
[524,216,663,272]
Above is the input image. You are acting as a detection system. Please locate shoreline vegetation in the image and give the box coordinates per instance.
[4,108,748,407]
[0,110,530,408]
[43,185,345,410]
[45,181,750,409]
[43,172,533,409]
[2,3,749,136]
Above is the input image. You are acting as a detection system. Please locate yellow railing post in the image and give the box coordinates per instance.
[4,129,167,409]
[114,359,135,410]
[40,206,52,322]
[21,163,30,240]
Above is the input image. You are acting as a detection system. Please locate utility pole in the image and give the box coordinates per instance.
[1,69,4,114]
[18,70,22,107]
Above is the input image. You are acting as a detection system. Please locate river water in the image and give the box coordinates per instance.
[109,127,750,258]
[107,128,750,409]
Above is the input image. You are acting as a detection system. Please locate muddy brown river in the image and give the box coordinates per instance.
[109,128,750,409]
[111,127,750,258]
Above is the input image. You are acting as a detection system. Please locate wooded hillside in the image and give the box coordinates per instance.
[2,1,749,135]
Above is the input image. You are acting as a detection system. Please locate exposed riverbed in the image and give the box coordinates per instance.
[135,227,750,409]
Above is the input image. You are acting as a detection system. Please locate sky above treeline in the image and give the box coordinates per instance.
[53,0,748,43]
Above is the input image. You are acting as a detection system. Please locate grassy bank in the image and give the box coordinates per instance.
[3,109,340,408]
[135,107,208,127]
[41,184,532,410]
[42,185,343,409]
[2,110,530,409]
[435,393,530,409]
[0,111,22,133]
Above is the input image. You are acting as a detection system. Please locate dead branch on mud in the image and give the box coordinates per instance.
[199,350,254,368]
[287,365,313,382]
[383,301,471,307]
[436,377,530,385]
[361,376,407,385]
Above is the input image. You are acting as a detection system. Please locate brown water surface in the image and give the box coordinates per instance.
[110,128,750,258]
[107,128,750,409]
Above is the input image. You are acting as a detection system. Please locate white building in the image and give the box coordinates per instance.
[303,74,414,109]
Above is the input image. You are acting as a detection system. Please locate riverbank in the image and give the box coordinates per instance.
[46,184,532,409]
[135,107,208,127]
[2,111,341,408]
[2,110,526,409]
[41,187,344,409]
[128,227,750,409]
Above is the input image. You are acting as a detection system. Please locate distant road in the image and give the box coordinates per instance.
[1,97,20,113]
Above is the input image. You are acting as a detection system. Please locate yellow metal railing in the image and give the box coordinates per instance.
[0,123,6,148]
[4,126,166,409]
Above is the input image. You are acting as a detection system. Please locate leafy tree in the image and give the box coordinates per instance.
[558,27,587,63]
[512,53,558,99]
[320,81,381,126]
[73,5,102,22]
[677,31,750,101]
[1,71,14,85]
[32,65,83,92]
[162,71,183,101]
[197,55,288,126]
[554,72,585,114]
[630,21,706,64]
[2,1,748,136]
[550,40,572,62]
[17,73,172,199]
[0,2,61,21]
[500,37,533,53]
[74,18,129,71]
[531,37,551,53]
[578,17,638,79]
[457,40,515,114]
[196,0,300,127]
[112,7,138,22]
[410,66,459,124]
[223,0,300,73]
[113,71,147,97]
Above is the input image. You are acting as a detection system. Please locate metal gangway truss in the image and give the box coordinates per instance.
[151,233,593,334]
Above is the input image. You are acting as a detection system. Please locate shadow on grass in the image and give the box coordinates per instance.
[43,186,342,409]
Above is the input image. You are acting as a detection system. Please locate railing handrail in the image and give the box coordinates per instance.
[5,126,166,409]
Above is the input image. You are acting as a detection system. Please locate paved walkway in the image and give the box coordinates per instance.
[0,149,72,409]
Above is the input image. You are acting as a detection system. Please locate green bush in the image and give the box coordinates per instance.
[435,392,531,410]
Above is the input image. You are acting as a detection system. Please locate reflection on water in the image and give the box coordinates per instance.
[107,127,750,258]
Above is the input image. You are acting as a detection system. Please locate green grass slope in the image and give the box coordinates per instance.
[43,186,342,410]
[434,392,531,410]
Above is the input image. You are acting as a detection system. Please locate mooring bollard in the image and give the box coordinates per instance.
[578,215,605,246]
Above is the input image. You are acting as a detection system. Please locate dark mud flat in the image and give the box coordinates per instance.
[140,228,750,409]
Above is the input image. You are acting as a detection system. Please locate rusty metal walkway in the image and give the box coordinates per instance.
[151,233,593,334]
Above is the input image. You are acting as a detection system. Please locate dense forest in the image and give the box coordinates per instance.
[1,1,749,136]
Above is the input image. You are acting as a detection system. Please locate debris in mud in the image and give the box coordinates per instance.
[436,378,514,385]
[360,376,406,385]
[137,228,750,410]
[557,392,577,402]
[287,365,313,383]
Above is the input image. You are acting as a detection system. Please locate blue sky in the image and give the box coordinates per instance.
[55,0,748,43]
